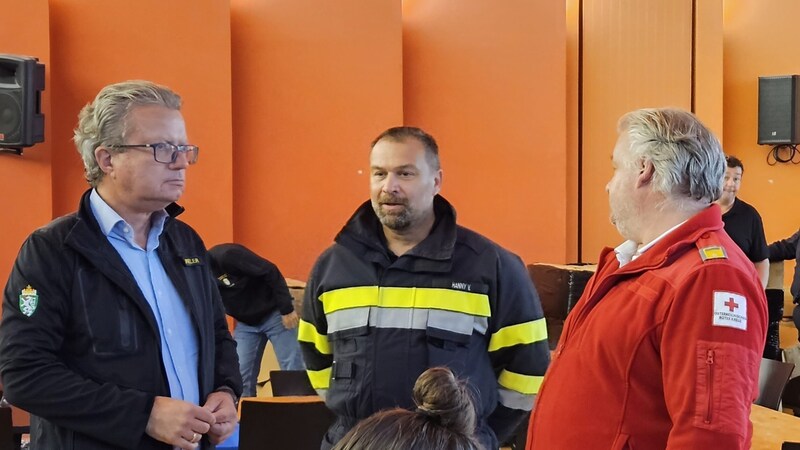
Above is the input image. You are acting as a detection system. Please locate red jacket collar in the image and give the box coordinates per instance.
[597,204,723,274]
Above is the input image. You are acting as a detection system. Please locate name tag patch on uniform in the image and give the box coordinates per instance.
[712,291,747,331]
[183,257,201,266]
[451,282,472,292]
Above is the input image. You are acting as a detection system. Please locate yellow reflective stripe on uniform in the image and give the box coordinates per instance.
[488,318,548,352]
[306,367,332,390]
[298,319,331,355]
[320,286,490,317]
[320,286,379,314]
[384,287,491,316]
[498,369,544,395]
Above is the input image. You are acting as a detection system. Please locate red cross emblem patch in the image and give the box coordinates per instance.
[712,291,747,331]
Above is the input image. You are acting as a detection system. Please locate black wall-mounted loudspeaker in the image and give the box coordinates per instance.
[758,75,800,145]
[0,54,45,149]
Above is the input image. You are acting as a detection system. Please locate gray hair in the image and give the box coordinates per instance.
[73,80,182,187]
[618,108,724,207]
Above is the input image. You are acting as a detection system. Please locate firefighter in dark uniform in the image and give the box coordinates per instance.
[298,127,550,450]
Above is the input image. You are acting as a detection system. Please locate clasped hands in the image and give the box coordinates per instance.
[146,391,237,449]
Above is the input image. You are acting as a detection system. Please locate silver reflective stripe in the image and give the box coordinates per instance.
[370,307,428,330]
[473,316,488,335]
[326,305,487,335]
[316,388,328,401]
[498,387,535,411]
[327,307,370,334]
[428,308,477,336]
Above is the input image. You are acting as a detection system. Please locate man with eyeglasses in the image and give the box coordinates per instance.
[0,80,241,450]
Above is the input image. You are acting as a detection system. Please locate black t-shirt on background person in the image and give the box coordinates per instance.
[722,197,769,263]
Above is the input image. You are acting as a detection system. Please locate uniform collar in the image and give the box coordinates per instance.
[89,189,169,239]
[603,204,724,273]
[336,195,458,265]
[614,219,687,267]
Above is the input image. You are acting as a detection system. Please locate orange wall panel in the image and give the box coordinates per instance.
[723,0,800,284]
[48,0,234,244]
[580,0,693,260]
[230,0,403,279]
[402,1,567,264]
[0,0,52,282]
[694,0,724,140]
[566,0,581,262]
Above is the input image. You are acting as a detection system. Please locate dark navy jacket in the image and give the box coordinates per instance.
[0,190,241,449]
[299,196,550,450]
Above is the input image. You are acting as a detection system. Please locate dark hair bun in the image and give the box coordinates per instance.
[412,367,476,435]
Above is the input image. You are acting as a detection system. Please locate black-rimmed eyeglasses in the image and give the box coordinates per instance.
[109,143,200,165]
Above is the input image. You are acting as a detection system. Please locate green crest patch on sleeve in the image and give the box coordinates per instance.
[19,285,39,317]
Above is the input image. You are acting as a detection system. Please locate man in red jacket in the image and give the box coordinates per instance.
[527,108,767,449]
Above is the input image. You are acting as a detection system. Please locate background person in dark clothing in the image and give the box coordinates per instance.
[716,156,779,359]
[717,155,769,288]
[768,233,800,344]
[208,243,304,397]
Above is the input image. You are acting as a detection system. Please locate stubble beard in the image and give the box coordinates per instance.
[375,206,412,231]
[372,197,414,231]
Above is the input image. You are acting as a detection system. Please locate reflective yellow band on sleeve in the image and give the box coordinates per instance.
[488,318,548,352]
[306,367,332,390]
[298,319,331,355]
[498,369,544,395]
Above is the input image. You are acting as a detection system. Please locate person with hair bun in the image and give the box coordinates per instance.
[332,367,483,450]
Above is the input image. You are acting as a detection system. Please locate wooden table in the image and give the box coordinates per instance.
[752,404,800,449]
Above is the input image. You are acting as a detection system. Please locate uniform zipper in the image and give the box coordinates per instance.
[704,349,715,424]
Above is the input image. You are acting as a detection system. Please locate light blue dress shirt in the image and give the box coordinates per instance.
[89,189,200,405]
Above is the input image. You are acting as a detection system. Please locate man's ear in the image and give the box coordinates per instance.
[95,146,114,175]
[636,159,655,188]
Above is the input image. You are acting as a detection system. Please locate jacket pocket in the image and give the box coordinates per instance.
[326,307,370,419]
[328,307,370,391]
[75,268,138,356]
[693,340,758,435]
[426,309,484,372]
